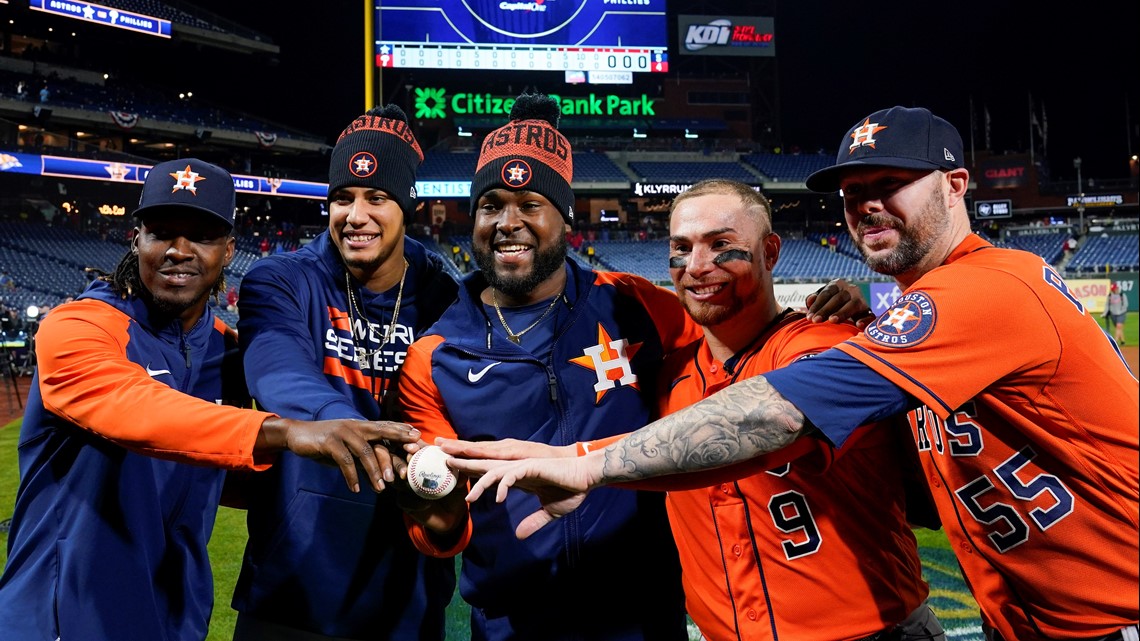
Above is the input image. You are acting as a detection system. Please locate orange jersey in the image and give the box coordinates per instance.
[660,311,929,641]
[836,234,1140,639]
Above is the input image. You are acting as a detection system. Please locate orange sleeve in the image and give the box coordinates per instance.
[403,512,473,559]
[596,271,703,354]
[396,334,472,556]
[396,335,459,444]
[35,300,273,470]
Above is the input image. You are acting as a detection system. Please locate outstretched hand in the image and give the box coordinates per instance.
[259,417,420,494]
[448,455,597,540]
[436,436,574,461]
[805,278,875,328]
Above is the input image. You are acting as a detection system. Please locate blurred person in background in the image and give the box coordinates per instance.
[1103,282,1129,345]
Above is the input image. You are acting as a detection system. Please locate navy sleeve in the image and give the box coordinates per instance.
[238,259,362,421]
[765,350,918,448]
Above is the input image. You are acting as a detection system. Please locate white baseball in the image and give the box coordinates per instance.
[407,445,458,500]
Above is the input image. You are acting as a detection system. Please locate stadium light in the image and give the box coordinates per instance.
[457,126,473,138]
[684,129,698,139]
[632,128,647,139]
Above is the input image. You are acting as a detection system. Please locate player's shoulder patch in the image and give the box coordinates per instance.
[864,290,937,348]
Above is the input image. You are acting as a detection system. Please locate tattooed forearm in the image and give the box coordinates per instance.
[600,375,804,482]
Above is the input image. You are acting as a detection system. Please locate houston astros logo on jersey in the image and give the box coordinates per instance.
[848,118,887,153]
[865,291,937,347]
[569,323,642,404]
[349,151,377,178]
[501,159,532,188]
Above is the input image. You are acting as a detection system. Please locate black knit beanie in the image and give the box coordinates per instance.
[328,104,423,219]
[470,93,574,223]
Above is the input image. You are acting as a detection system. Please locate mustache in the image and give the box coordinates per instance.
[857,214,899,232]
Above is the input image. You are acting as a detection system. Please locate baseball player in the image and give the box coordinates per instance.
[398,92,701,641]
[656,179,942,640]
[458,107,1140,641]
[231,105,460,640]
[0,158,421,641]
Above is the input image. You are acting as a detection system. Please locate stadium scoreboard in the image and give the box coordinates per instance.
[377,1,668,73]
[377,44,666,73]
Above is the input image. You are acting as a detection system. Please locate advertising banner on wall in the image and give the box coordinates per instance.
[678,15,775,57]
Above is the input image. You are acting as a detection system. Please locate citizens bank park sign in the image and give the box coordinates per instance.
[413,87,658,120]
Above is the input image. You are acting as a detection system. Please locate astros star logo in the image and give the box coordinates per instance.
[169,164,205,194]
[501,159,532,188]
[569,324,642,404]
[349,151,377,178]
[848,118,888,153]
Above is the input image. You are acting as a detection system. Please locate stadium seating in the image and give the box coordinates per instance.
[742,153,833,182]
[419,153,479,181]
[628,161,757,183]
[1067,234,1140,273]
[2,218,1133,332]
[572,152,629,182]
[1002,231,1069,265]
[590,240,669,282]
[773,238,879,281]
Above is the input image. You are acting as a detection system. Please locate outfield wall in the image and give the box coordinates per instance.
[774,272,1139,315]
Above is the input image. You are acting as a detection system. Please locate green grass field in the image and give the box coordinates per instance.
[3,311,1135,639]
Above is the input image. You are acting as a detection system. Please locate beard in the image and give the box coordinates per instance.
[145,274,224,318]
[855,183,949,276]
[679,289,744,328]
[474,234,568,299]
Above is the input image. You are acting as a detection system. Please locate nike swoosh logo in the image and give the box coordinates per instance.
[467,362,502,383]
[146,365,171,377]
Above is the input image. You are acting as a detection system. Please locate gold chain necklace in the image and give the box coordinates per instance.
[492,287,562,344]
[345,258,408,362]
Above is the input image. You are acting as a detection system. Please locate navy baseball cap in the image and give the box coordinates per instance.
[805,106,964,193]
[133,158,236,230]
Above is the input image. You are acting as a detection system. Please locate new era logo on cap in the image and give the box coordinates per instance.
[134,158,236,229]
[806,106,965,193]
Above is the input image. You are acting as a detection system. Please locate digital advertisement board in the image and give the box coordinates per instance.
[975,199,1013,219]
[29,0,172,38]
[377,0,668,73]
[0,151,466,201]
[678,15,775,57]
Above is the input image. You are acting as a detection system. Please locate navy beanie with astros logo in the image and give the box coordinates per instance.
[471,93,574,223]
[328,104,423,219]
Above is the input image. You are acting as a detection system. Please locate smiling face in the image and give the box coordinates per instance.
[134,210,234,331]
[328,186,406,288]
[839,167,954,282]
[472,188,568,302]
[668,188,780,329]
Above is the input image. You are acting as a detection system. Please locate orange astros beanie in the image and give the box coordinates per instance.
[328,104,424,219]
[471,93,575,223]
